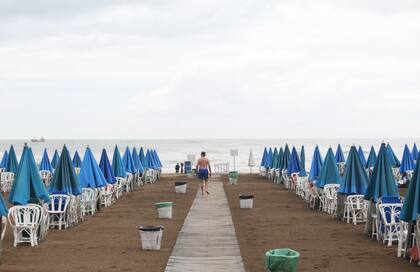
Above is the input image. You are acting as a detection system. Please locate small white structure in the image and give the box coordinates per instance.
[230,149,238,171]
[248,149,255,173]
[139,225,164,250]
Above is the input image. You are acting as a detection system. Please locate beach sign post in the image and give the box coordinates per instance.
[230,149,238,171]
[248,149,255,173]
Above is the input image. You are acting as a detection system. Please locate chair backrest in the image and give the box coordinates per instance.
[81,188,95,202]
[378,203,403,225]
[8,205,42,227]
[379,196,402,204]
[324,184,340,198]
[1,172,15,182]
[49,194,70,212]
[347,195,365,209]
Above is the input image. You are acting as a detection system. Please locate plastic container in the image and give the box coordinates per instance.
[155,202,173,219]
[265,248,300,272]
[139,225,164,250]
[229,171,239,184]
[239,194,254,209]
[175,181,187,194]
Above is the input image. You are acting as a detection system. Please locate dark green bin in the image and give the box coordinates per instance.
[265,248,300,272]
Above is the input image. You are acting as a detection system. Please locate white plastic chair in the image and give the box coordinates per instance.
[39,170,52,187]
[8,205,42,247]
[48,194,70,230]
[344,195,368,225]
[1,172,15,192]
[100,184,114,208]
[81,188,97,216]
[324,184,340,215]
[378,203,403,246]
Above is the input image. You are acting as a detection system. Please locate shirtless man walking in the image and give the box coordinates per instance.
[196,151,212,195]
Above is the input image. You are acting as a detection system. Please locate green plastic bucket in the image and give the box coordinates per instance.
[265,248,300,272]
[155,202,173,209]
[229,171,239,184]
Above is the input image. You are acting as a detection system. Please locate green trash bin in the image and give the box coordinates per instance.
[228,171,239,184]
[265,248,300,272]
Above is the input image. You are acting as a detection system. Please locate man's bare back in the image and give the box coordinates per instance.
[197,157,210,170]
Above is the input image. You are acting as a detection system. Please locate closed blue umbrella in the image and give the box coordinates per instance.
[316,148,341,188]
[99,149,116,184]
[271,148,279,169]
[277,148,284,169]
[72,151,82,168]
[78,147,107,188]
[400,144,415,174]
[335,144,345,163]
[51,150,60,169]
[358,146,367,168]
[9,144,50,205]
[412,143,419,162]
[309,146,323,181]
[338,146,369,195]
[260,147,267,167]
[366,146,377,169]
[132,147,141,172]
[139,147,146,165]
[287,147,301,176]
[39,148,53,172]
[386,143,401,168]
[300,146,306,176]
[364,143,399,202]
[265,148,273,169]
[122,146,136,174]
[112,145,126,178]
[400,151,420,221]
[0,150,8,169]
[145,149,157,169]
[153,150,163,168]
[282,144,291,170]
[0,193,7,216]
[6,145,18,174]
[49,145,81,195]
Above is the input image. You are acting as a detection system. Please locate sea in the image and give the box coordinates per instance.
[0,139,418,173]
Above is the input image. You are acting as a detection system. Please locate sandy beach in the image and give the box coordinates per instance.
[0,174,197,272]
[224,174,418,272]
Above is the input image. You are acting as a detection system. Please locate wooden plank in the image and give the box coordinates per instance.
[165,177,246,272]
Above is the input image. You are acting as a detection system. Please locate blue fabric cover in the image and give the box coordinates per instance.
[287,147,301,176]
[72,151,83,168]
[400,144,415,173]
[335,144,345,163]
[78,147,107,188]
[338,146,368,195]
[366,146,377,168]
[99,149,116,184]
[39,148,53,172]
[309,146,323,181]
[6,145,19,174]
[112,145,126,178]
[51,150,60,169]
[316,148,341,188]
[0,150,8,168]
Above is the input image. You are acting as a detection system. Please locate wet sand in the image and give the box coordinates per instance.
[0,174,198,272]
[224,174,418,272]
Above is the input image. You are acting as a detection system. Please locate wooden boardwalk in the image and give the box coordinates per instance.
[165,176,245,272]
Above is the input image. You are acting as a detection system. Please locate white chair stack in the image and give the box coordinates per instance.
[81,188,97,216]
[48,194,70,230]
[343,195,368,225]
[323,184,340,215]
[377,202,403,246]
[8,205,42,247]
[1,172,15,192]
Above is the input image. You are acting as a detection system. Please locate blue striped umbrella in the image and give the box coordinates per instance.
[412,143,419,162]
[386,143,401,168]
[401,152,420,221]
[49,145,81,195]
[364,143,399,202]
[122,146,136,174]
[366,146,377,168]
[316,148,341,188]
[309,146,323,181]
[112,145,126,178]
[287,147,301,176]
[99,149,116,184]
[39,148,53,172]
[358,146,367,168]
[72,151,82,168]
[400,144,415,174]
[78,147,107,188]
[338,146,368,195]
[6,145,19,174]
[300,146,306,176]
[9,144,50,205]
[51,150,60,169]
[0,150,8,168]
[335,144,345,163]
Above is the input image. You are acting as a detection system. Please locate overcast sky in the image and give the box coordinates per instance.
[0,0,419,139]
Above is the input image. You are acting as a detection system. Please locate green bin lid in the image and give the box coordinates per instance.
[155,202,173,209]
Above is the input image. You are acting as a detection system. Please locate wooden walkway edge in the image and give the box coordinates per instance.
[165,176,245,272]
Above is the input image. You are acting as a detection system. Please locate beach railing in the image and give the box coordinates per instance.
[214,162,230,174]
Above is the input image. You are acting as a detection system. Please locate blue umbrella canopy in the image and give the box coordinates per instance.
[78,147,107,188]
[309,146,323,181]
[139,147,146,165]
[338,146,369,195]
[300,146,306,176]
[316,148,341,188]
[358,146,367,168]
[287,147,301,176]
[145,149,157,169]
[39,148,53,172]
[6,145,19,174]
[49,145,81,196]
[271,148,279,169]
[0,193,7,216]
[72,150,83,168]
[366,146,377,168]
[401,153,420,221]
[151,149,160,168]
[413,143,419,161]
[335,144,345,163]
[9,144,50,205]
[282,144,291,170]
[99,149,116,184]
[386,143,401,168]
[112,145,126,178]
[260,147,267,167]
[0,150,8,169]
[400,144,415,174]
[122,146,136,174]
[364,143,399,202]
[277,148,284,169]
[153,150,163,168]
[265,148,273,168]
[51,150,60,169]
[132,147,142,173]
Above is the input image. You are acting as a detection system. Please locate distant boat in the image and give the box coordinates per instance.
[31,137,45,143]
